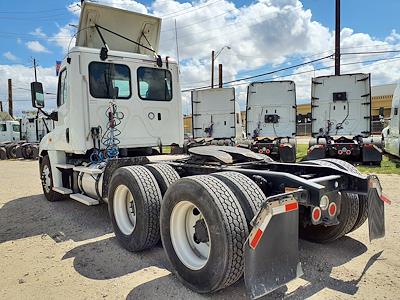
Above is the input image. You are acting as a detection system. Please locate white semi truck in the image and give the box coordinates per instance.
[31,2,387,299]
[0,112,54,160]
[382,83,400,158]
[245,81,297,162]
[0,120,21,159]
[307,73,383,165]
[190,87,244,146]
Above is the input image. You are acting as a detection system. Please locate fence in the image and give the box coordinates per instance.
[296,121,387,136]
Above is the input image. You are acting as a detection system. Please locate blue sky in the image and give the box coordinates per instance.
[0,0,399,115]
[1,0,399,69]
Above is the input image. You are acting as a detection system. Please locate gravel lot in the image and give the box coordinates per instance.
[1,159,399,300]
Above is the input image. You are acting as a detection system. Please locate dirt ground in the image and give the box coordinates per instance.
[0,160,399,300]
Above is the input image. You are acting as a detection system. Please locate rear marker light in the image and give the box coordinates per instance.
[338,150,343,155]
[328,202,337,217]
[258,149,263,154]
[346,150,351,155]
[266,149,271,154]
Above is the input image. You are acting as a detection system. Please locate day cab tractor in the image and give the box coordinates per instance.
[189,87,244,147]
[31,2,387,299]
[245,81,297,162]
[0,119,21,159]
[382,82,400,158]
[307,73,382,165]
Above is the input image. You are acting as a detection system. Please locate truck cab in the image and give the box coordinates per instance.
[382,83,400,157]
[0,120,20,143]
[307,73,382,164]
[245,81,297,162]
[36,2,183,160]
[190,87,244,146]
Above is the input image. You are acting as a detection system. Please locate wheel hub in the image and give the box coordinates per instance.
[170,201,211,270]
[193,219,209,244]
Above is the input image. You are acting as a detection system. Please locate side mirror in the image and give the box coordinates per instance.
[30,82,45,108]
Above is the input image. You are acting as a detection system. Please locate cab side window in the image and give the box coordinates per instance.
[89,62,131,99]
[0,124,6,131]
[57,69,68,107]
[137,67,172,101]
[394,107,398,116]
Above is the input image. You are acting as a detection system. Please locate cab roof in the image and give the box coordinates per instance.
[76,1,161,55]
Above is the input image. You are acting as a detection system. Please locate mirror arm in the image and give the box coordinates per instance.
[38,108,58,121]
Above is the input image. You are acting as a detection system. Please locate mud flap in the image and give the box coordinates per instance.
[244,191,305,299]
[307,145,326,160]
[279,144,296,163]
[367,175,386,241]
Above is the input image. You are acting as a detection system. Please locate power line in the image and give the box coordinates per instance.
[161,0,223,19]
[181,53,400,92]
[181,54,334,92]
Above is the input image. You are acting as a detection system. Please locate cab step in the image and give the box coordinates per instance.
[52,187,73,195]
[73,166,103,175]
[70,193,99,206]
[54,163,75,169]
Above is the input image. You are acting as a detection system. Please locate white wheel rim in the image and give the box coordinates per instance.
[170,201,211,270]
[42,165,51,193]
[114,185,136,235]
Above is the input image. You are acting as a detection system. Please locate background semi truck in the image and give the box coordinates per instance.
[245,81,297,162]
[0,112,54,160]
[307,73,383,164]
[31,2,387,299]
[382,83,400,158]
[190,87,244,146]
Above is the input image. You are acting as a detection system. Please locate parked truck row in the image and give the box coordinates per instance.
[27,2,389,299]
[0,112,54,160]
[188,74,385,165]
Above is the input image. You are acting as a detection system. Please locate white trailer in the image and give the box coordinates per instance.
[308,73,382,164]
[30,2,387,299]
[382,83,400,157]
[190,88,243,146]
[245,81,297,162]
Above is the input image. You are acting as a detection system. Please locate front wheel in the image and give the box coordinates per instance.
[39,155,57,202]
[161,175,248,293]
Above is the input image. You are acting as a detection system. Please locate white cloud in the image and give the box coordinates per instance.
[3,51,18,61]
[30,27,47,38]
[11,0,400,115]
[16,38,22,44]
[49,24,76,54]
[25,41,51,53]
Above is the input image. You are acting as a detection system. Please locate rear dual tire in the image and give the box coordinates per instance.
[161,175,249,293]
[108,164,180,252]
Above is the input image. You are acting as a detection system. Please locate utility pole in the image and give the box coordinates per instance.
[33,58,38,81]
[335,0,341,75]
[8,79,13,118]
[174,19,180,66]
[211,50,215,88]
[218,64,223,88]
[0,101,3,112]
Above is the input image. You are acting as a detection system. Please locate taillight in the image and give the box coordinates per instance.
[328,202,337,217]
[311,207,321,223]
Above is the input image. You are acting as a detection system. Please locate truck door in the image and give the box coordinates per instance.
[53,67,72,150]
